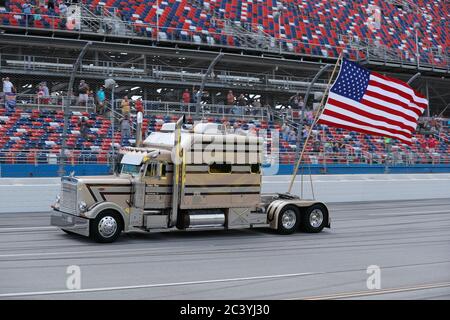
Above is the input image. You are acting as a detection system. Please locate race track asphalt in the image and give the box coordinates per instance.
[0,199,449,299]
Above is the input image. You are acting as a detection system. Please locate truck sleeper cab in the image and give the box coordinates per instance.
[51,120,330,242]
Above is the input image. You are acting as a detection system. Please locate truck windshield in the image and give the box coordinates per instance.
[121,164,141,176]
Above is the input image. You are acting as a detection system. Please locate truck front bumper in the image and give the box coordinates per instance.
[51,210,90,237]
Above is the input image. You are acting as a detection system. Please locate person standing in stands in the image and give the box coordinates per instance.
[135,97,144,114]
[96,86,106,115]
[182,88,190,111]
[226,90,235,105]
[58,1,67,16]
[119,114,131,143]
[2,77,16,111]
[47,0,55,12]
[78,80,89,107]
[22,0,33,26]
[79,117,90,141]
[40,81,50,104]
[121,95,130,117]
[2,77,15,95]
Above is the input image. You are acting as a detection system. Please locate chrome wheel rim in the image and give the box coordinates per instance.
[98,216,118,238]
[309,209,324,228]
[281,210,297,230]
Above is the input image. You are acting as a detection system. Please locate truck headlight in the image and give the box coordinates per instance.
[78,201,87,212]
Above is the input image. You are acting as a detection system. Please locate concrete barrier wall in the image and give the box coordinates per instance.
[1,173,449,213]
[1,163,450,177]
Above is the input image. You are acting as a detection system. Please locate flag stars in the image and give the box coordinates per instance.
[331,59,370,101]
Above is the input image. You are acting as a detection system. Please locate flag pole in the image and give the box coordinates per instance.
[287,53,344,194]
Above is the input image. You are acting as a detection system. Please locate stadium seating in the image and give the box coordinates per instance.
[0,107,448,165]
[0,0,447,66]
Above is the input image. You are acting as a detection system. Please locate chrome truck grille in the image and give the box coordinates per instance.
[60,180,78,215]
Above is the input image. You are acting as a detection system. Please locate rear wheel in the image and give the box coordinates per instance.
[277,205,299,235]
[90,211,123,243]
[300,204,328,233]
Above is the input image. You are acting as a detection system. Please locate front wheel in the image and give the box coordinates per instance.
[90,211,123,243]
[300,204,328,233]
[277,205,299,235]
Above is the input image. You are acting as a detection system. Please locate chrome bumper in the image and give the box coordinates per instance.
[51,210,90,237]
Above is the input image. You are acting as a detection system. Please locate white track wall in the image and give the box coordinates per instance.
[0,174,449,213]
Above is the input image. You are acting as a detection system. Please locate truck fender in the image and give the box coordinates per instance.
[84,202,129,231]
[267,200,327,229]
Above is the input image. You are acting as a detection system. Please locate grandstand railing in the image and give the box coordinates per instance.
[0,93,95,112]
[113,99,270,120]
[0,94,270,120]
[1,149,448,166]
[0,53,330,92]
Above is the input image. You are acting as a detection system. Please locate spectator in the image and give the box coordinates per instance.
[120,114,131,142]
[2,77,15,94]
[121,96,130,116]
[135,97,144,114]
[79,117,90,141]
[324,141,333,153]
[22,0,33,26]
[233,123,244,135]
[332,142,340,153]
[78,80,89,106]
[237,94,246,106]
[298,95,305,109]
[289,93,300,109]
[96,86,106,114]
[281,123,290,141]
[312,139,321,152]
[37,81,50,104]
[252,98,261,115]
[47,0,55,11]
[288,130,297,144]
[384,137,392,152]
[182,89,190,104]
[37,83,45,104]
[182,88,190,112]
[427,135,437,153]
[226,90,235,105]
[2,77,16,111]
[59,1,67,16]
[34,7,42,21]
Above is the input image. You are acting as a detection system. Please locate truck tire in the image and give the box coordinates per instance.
[90,211,123,243]
[277,205,299,235]
[301,204,328,233]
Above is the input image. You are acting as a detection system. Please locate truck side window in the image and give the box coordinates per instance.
[160,164,167,177]
[146,163,158,177]
[209,163,231,174]
[251,164,261,174]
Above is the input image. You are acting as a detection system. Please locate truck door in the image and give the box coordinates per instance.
[143,161,171,209]
[129,173,146,227]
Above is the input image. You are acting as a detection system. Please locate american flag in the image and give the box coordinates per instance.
[318,59,428,145]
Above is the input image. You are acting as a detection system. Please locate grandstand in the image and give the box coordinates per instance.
[0,0,449,174]
[0,102,448,166]
[0,0,448,68]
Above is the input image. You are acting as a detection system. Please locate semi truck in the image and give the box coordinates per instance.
[51,117,330,242]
